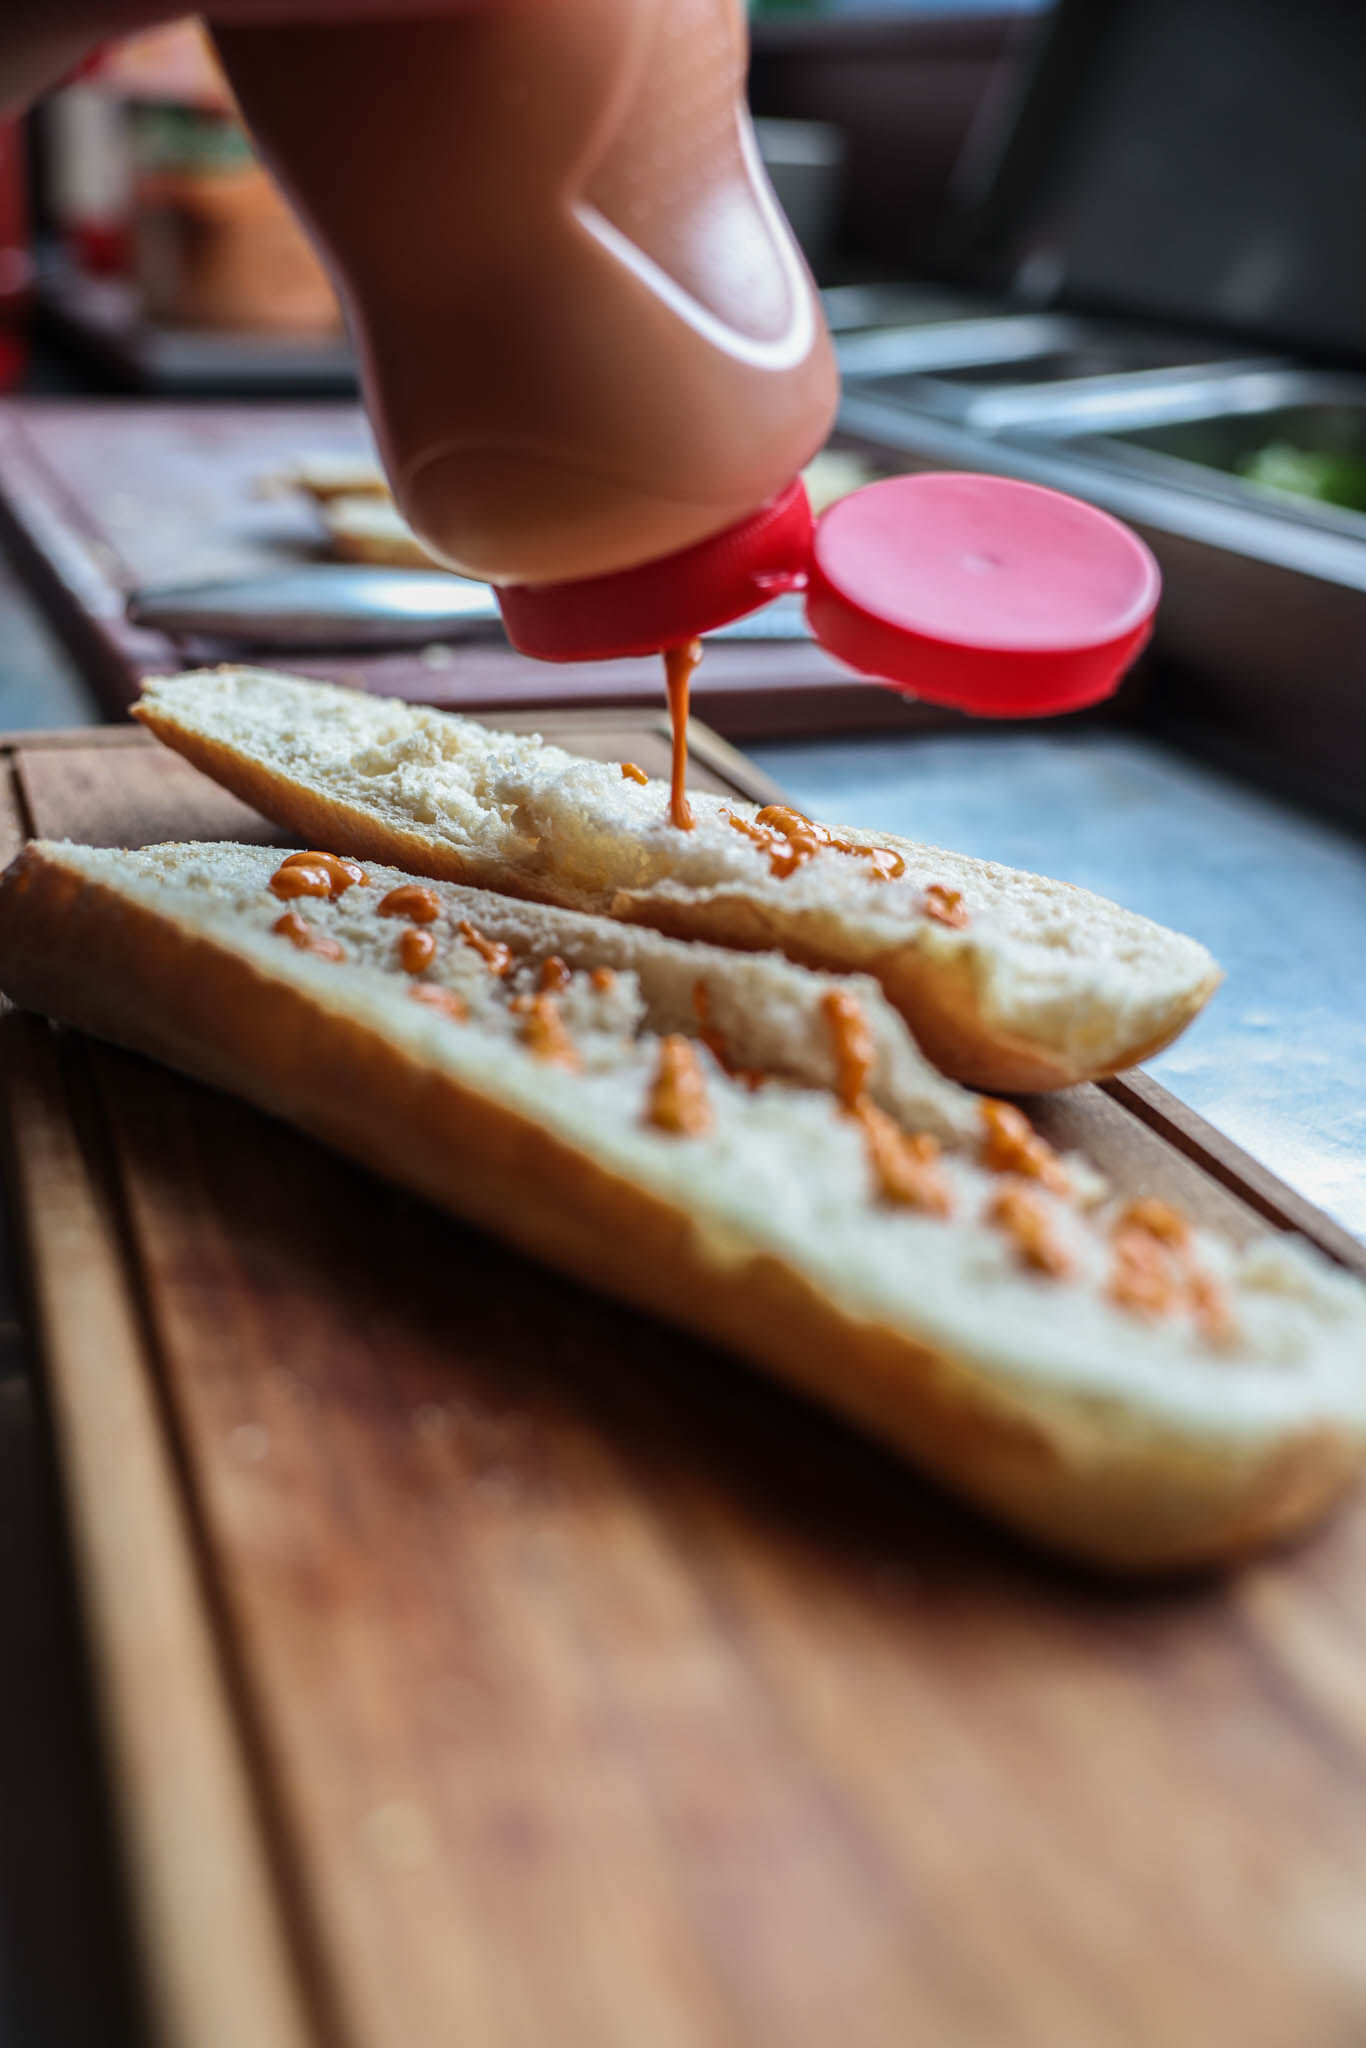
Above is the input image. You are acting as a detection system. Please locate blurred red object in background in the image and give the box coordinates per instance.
[0,120,31,390]
[47,51,133,278]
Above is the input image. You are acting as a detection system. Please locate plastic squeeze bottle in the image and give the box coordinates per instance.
[213,0,1161,814]
[213,0,836,588]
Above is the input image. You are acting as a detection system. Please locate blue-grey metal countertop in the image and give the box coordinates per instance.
[750,725,1366,1241]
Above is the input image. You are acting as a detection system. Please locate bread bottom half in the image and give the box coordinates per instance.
[0,846,1355,1574]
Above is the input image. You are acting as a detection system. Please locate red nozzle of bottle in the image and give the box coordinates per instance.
[496,478,813,662]
[496,469,1160,717]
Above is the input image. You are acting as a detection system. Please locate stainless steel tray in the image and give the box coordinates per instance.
[820,283,993,333]
[1050,373,1366,544]
[839,314,1283,431]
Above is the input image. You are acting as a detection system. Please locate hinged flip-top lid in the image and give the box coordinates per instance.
[497,469,1160,717]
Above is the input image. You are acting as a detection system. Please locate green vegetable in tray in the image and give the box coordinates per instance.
[1236,442,1366,513]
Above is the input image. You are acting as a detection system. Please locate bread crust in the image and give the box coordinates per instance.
[0,841,1353,1573]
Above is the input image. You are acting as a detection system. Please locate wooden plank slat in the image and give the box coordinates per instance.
[4,711,1365,2048]
[17,744,292,851]
[1105,1070,1366,1279]
[0,1019,320,2048]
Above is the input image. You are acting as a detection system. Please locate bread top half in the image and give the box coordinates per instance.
[135,668,1222,1091]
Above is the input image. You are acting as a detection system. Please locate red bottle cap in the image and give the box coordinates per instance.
[497,470,1160,717]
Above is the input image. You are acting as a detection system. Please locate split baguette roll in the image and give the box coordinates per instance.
[318,495,446,571]
[270,452,390,502]
[134,668,1221,1092]
[1,836,1361,1572]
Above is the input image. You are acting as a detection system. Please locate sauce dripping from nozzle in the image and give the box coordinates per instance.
[663,639,702,832]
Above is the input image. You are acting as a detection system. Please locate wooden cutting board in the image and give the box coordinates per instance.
[3,714,1365,2048]
[0,399,950,739]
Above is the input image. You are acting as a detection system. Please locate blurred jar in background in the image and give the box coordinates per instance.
[0,119,31,390]
[119,23,341,334]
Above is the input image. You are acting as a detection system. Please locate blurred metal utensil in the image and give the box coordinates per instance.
[128,566,506,649]
[128,566,812,651]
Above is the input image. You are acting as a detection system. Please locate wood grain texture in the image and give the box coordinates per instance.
[0,1012,319,2048]
[5,718,1366,2048]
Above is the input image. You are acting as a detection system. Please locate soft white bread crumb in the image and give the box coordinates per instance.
[0,837,1359,1571]
[134,668,1222,1092]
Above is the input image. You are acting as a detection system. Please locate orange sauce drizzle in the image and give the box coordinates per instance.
[621,762,649,786]
[821,988,876,1111]
[271,909,344,962]
[924,883,969,929]
[986,1180,1070,1277]
[723,805,905,882]
[1109,1222,1178,1318]
[1188,1270,1237,1349]
[1107,1199,1234,1344]
[378,884,441,924]
[458,920,512,976]
[408,983,468,1021]
[512,993,579,1068]
[979,1099,1069,1195]
[691,982,765,1091]
[1117,1197,1189,1250]
[539,955,571,993]
[271,850,366,900]
[590,966,617,993]
[663,639,701,831]
[646,1035,712,1136]
[399,927,436,975]
[821,988,952,1212]
[269,862,332,901]
[858,1102,953,1216]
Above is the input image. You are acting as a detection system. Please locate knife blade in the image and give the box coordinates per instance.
[127,566,812,651]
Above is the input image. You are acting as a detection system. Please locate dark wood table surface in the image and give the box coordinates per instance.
[0,545,149,2046]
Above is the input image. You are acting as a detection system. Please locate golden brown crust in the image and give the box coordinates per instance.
[0,841,1353,1573]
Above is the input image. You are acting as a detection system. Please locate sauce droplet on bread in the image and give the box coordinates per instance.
[987,1181,1070,1277]
[857,1101,953,1215]
[409,983,468,1021]
[512,992,579,1068]
[924,883,968,928]
[980,1099,1069,1195]
[378,884,441,924]
[271,909,344,961]
[272,850,366,899]
[399,927,437,974]
[821,988,876,1111]
[691,981,765,1090]
[458,921,513,975]
[821,988,952,1210]
[647,1035,712,1136]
